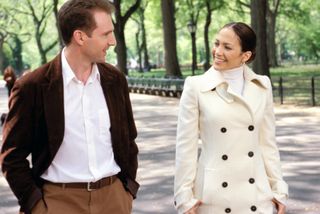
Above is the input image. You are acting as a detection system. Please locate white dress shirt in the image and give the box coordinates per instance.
[41,49,120,182]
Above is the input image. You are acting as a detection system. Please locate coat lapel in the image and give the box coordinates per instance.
[41,54,65,158]
[200,65,269,121]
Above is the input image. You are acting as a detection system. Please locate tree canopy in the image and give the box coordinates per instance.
[0,0,319,77]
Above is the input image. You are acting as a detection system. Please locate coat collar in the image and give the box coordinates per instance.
[200,65,269,93]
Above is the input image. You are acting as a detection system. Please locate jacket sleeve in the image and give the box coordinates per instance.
[121,74,140,198]
[174,77,199,213]
[259,77,288,204]
[1,80,42,213]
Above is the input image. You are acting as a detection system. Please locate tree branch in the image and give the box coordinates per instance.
[123,0,141,25]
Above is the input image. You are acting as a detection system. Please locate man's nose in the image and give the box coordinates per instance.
[108,32,117,47]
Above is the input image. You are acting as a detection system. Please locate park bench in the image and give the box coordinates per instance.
[126,77,185,98]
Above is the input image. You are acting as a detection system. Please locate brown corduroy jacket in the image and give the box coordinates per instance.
[1,53,139,213]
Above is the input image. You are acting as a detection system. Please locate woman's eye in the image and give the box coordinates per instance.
[225,46,232,50]
[214,42,219,47]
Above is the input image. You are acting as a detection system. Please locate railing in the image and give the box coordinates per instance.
[127,76,320,106]
[271,76,320,106]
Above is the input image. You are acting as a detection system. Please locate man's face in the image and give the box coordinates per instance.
[83,10,116,63]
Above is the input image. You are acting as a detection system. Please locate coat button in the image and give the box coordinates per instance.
[225,208,231,213]
[248,125,254,131]
[251,205,257,211]
[248,151,254,157]
[222,154,228,160]
[222,182,228,188]
[249,178,255,184]
[221,127,227,133]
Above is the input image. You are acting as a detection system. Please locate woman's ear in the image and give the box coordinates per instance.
[242,51,252,63]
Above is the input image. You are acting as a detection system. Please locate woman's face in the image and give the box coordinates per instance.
[212,27,250,71]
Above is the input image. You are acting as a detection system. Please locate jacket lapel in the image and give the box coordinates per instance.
[41,54,65,158]
[98,64,120,137]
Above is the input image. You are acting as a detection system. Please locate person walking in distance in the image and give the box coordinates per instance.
[1,1,139,214]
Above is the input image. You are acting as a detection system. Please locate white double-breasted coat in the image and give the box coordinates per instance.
[174,66,288,214]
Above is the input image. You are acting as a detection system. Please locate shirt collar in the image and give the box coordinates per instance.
[61,48,100,85]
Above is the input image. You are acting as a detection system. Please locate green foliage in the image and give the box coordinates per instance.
[0,0,319,72]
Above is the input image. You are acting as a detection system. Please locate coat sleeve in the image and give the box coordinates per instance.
[259,77,288,204]
[121,74,140,198]
[174,77,200,213]
[1,80,42,213]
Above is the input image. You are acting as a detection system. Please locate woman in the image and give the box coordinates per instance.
[3,65,17,96]
[174,22,288,214]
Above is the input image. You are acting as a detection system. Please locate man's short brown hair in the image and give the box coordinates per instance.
[58,0,114,45]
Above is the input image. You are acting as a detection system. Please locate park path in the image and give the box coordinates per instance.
[0,84,319,214]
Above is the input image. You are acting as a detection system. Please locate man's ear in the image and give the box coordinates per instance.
[73,30,86,45]
[242,51,252,63]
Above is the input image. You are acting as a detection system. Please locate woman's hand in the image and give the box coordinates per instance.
[184,200,202,214]
[272,198,286,214]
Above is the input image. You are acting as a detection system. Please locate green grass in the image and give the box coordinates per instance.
[128,64,320,78]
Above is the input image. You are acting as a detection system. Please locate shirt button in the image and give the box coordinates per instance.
[222,182,228,188]
[248,151,254,157]
[225,208,231,213]
[249,178,255,184]
[251,205,257,212]
[222,154,228,160]
[248,125,254,131]
[221,127,227,133]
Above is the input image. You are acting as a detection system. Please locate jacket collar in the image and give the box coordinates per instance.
[200,65,269,92]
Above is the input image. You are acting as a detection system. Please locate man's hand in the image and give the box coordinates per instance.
[184,200,202,214]
[272,198,286,214]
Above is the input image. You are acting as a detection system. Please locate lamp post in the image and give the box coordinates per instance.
[187,20,197,76]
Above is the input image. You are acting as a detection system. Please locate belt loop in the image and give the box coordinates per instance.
[62,183,66,189]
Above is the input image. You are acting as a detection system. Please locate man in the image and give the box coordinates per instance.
[0,0,139,214]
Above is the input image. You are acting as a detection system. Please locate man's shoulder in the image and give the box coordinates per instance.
[17,56,60,88]
[98,63,121,74]
[97,63,127,82]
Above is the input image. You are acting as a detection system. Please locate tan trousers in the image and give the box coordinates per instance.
[32,178,133,214]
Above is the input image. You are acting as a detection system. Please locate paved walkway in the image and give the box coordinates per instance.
[0,85,319,213]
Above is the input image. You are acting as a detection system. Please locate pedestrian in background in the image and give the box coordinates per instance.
[3,65,16,97]
[174,22,288,214]
[1,0,139,214]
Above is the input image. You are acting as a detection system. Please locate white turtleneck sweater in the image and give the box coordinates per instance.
[220,65,245,96]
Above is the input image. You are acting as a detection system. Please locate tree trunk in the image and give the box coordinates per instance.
[251,0,270,77]
[12,36,23,75]
[267,14,277,67]
[135,28,143,72]
[191,32,197,75]
[53,0,64,49]
[114,25,128,74]
[203,1,212,71]
[140,10,150,71]
[266,0,281,67]
[113,0,141,75]
[161,0,182,78]
[35,25,47,65]
[0,40,4,72]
